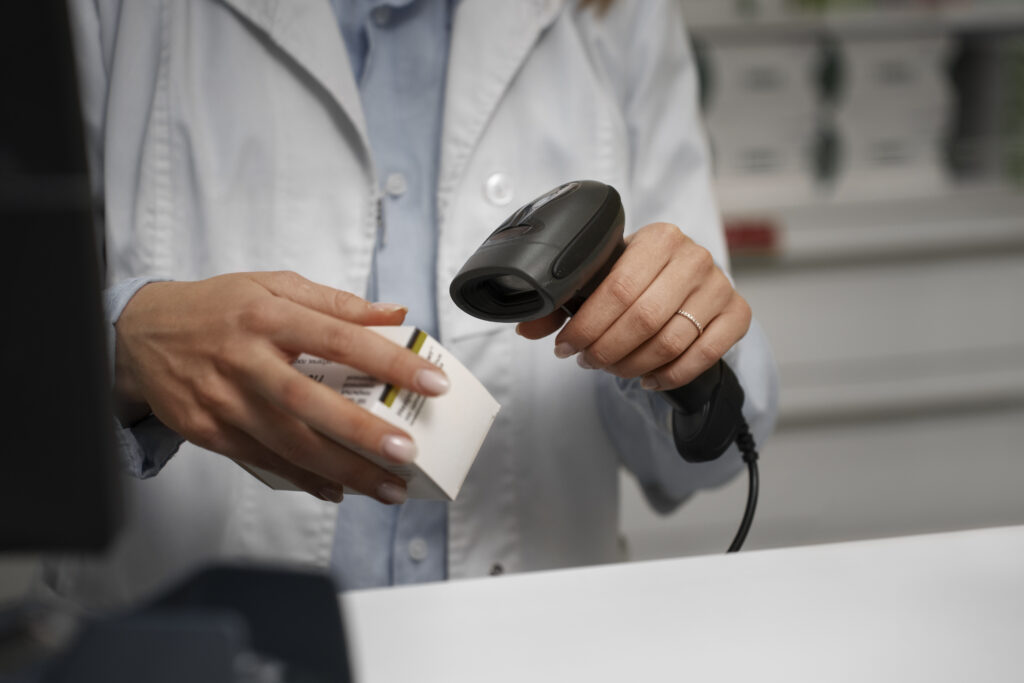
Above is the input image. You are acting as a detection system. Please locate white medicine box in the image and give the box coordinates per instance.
[243,326,500,501]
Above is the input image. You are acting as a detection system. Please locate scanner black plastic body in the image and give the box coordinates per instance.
[450,181,624,321]
[663,360,745,463]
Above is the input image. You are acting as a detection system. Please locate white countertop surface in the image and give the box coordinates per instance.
[342,525,1024,682]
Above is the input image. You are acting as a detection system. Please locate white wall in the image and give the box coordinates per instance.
[621,403,1024,560]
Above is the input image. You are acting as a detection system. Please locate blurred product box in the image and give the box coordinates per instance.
[701,38,821,205]
[684,0,1024,204]
[703,39,821,115]
[831,111,950,196]
[828,32,954,197]
[834,33,953,115]
[706,110,820,206]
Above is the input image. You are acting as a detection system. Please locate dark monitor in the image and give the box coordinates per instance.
[0,3,121,552]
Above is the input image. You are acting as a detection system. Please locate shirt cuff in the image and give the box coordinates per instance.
[599,373,743,514]
[105,277,182,479]
[114,414,185,478]
[104,277,163,384]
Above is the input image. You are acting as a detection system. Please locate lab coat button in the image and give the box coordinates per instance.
[385,172,407,197]
[484,173,514,206]
[408,537,429,562]
[371,6,392,26]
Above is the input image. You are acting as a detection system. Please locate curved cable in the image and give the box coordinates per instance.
[727,423,760,553]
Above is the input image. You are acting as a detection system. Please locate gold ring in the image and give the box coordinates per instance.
[676,309,703,336]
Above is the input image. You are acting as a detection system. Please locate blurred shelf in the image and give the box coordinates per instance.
[776,346,1024,425]
[686,4,1024,39]
[729,180,1024,425]
[723,182,1024,266]
[943,3,1024,33]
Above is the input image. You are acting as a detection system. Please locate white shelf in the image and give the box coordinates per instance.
[778,349,1024,425]
[686,4,1024,39]
[723,183,1024,265]
[728,182,1024,424]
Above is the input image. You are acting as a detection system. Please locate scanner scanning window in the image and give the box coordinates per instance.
[489,274,534,296]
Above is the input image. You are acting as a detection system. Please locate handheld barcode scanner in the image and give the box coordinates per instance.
[450,180,760,552]
[449,180,744,461]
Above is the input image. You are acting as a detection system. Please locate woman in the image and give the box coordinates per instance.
[57,0,778,605]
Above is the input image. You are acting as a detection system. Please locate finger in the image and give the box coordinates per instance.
[516,310,568,340]
[208,422,350,502]
[252,270,409,325]
[553,225,677,356]
[209,368,411,504]
[641,295,752,390]
[578,257,702,370]
[245,408,409,506]
[180,404,350,502]
[239,344,423,468]
[605,272,735,378]
[260,300,450,397]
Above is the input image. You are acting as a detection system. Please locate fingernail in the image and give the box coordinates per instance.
[554,342,576,359]
[319,488,344,503]
[641,375,659,391]
[380,434,417,463]
[415,368,450,395]
[576,354,595,370]
[370,302,407,314]
[378,481,408,505]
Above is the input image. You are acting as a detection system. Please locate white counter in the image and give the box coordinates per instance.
[342,525,1024,683]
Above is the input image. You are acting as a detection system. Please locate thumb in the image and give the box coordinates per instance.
[516,311,568,340]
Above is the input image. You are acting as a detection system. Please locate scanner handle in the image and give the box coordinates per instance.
[559,241,624,318]
[661,360,746,463]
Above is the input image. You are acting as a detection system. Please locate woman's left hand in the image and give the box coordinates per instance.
[516,222,751,391]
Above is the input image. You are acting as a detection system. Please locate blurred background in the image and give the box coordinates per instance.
[622,0,1024,559]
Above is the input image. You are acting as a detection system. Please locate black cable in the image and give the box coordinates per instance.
[727,422,759,553]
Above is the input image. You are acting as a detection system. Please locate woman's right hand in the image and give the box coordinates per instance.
[113,271,450,504]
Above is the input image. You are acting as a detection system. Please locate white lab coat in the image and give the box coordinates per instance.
[56,0,777,606]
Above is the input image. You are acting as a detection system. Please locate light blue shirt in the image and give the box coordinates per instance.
[326,0,453,590]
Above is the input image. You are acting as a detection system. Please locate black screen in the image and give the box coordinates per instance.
[0,3,121,552]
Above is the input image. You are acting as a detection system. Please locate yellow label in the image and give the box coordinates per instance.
[381,328,427,407]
